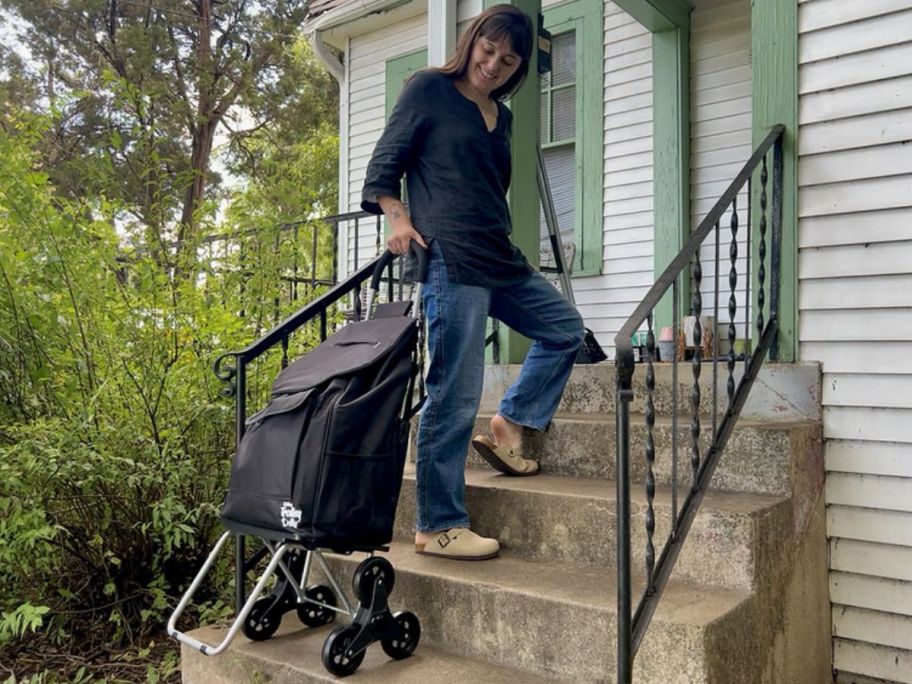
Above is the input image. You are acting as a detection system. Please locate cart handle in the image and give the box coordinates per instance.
[369,242,428,293]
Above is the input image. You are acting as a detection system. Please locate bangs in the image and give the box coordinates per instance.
[480,16,532,61]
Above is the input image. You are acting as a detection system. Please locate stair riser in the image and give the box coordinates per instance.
[481,363,821,422]
[325,557,714,682]
[394,479,785,591]
[429,417,800,495]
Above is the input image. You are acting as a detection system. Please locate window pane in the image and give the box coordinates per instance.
[539,144,575,255]
[552,32,576,86]
[552,86,576,140]
[540,92,549,143]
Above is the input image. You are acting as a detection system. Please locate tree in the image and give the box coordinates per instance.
[0,0,335,257]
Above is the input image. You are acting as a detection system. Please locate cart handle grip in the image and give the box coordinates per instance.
[370,243,428,293]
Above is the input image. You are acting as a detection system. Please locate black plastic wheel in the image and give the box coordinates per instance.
[321,624,365,677]
[242,597,282,642]
[297,584,337,627]
[380,610,421,660]
[352,556,395,605]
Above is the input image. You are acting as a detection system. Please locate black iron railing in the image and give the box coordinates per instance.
[613,125,785,682]
[198,210,388,316]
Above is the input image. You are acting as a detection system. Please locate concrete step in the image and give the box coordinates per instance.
[181,622,554,683]
[323,541,754,682]
[481,362,821,422]
[455,412,819,496]
[393,466,789,591]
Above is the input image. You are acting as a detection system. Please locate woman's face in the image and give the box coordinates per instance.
[466,34,521,97]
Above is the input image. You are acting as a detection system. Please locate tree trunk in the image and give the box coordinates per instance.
[176,0,214,254]
[178,120,217,248]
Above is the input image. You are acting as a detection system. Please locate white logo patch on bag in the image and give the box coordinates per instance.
[280,501,302,529]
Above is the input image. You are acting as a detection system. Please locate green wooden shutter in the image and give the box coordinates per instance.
[385,49,428,118]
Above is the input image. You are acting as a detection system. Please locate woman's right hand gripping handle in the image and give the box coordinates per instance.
[378,195,428,255]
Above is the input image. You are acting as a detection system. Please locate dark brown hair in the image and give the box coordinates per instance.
[436,4,534,101]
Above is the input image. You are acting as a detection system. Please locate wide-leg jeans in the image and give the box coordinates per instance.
[415,241,585,533]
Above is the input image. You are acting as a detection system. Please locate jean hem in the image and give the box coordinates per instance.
[417,520,471,534]
[497,408,549,432]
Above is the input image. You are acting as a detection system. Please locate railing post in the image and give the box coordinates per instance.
[234,359,247,614]
[331,219,338,286]
[616,356,635,684]
[769,132,784,360]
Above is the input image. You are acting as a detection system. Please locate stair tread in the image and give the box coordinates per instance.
[476,409,818,428]
[185,622,555,683]
[404,464,787,513]
[340,541,750,627]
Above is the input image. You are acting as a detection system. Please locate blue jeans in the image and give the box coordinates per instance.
[415,241,585,533]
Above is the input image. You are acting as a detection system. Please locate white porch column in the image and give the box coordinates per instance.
[428,0,457,66]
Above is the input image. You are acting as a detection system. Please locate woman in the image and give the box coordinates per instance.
[361,4,584,561]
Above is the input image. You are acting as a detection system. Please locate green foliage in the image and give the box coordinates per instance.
[0,603,51,642]
[0,111,340,675]
[0,0,325,247]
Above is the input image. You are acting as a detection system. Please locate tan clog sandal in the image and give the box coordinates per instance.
[415,528,500,561]
[471,435,540,477]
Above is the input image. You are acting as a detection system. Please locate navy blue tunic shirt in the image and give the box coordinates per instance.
[361,70,533,287]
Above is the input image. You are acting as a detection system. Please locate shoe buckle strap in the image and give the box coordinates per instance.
[437,532,452,548]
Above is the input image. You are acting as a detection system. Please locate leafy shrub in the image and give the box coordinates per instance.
[0,114,337,665]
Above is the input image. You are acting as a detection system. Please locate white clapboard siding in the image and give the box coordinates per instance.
[824,374,912,409]
[829,570,912,617]
[799,3,912,680]
[833,606,912,652]
[800,274,912,311]
[338,13,426,276]
[826,473,912,513]
[799,208,912,248]
[826,440,912,478]
[569,1,653,357]
[830,538,912,583]
[834,640,912,684]
[690,0,751,336]
[798,0,912,34]
[798,108,912,156]
[799,9,912,64]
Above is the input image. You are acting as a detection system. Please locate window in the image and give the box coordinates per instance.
[539,0,603,276]
[539,30,578,266]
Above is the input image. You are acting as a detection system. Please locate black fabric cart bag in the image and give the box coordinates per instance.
[221,313,418,550]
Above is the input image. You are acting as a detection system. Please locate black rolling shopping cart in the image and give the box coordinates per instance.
[168,246,427,677]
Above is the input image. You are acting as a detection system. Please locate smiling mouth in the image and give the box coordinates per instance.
[479,67,498,81]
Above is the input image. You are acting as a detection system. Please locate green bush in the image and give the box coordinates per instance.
[0,114,336,663]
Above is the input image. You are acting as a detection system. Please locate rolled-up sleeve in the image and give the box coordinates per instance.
[360,74,432,215]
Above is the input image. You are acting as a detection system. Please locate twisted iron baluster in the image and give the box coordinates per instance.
[352,217,360,275]
[744,180,751,371]
[331,219,338,286]
[376,215,382,258]
[712,220,720,439]
[644,315,657,591]
[727,196,739,406]
[691,251,703,482]
[292,225,300,301]
[757,155,768,336]
[671,278,679,531]
[311,224,318,293]
[281,335,289,369]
